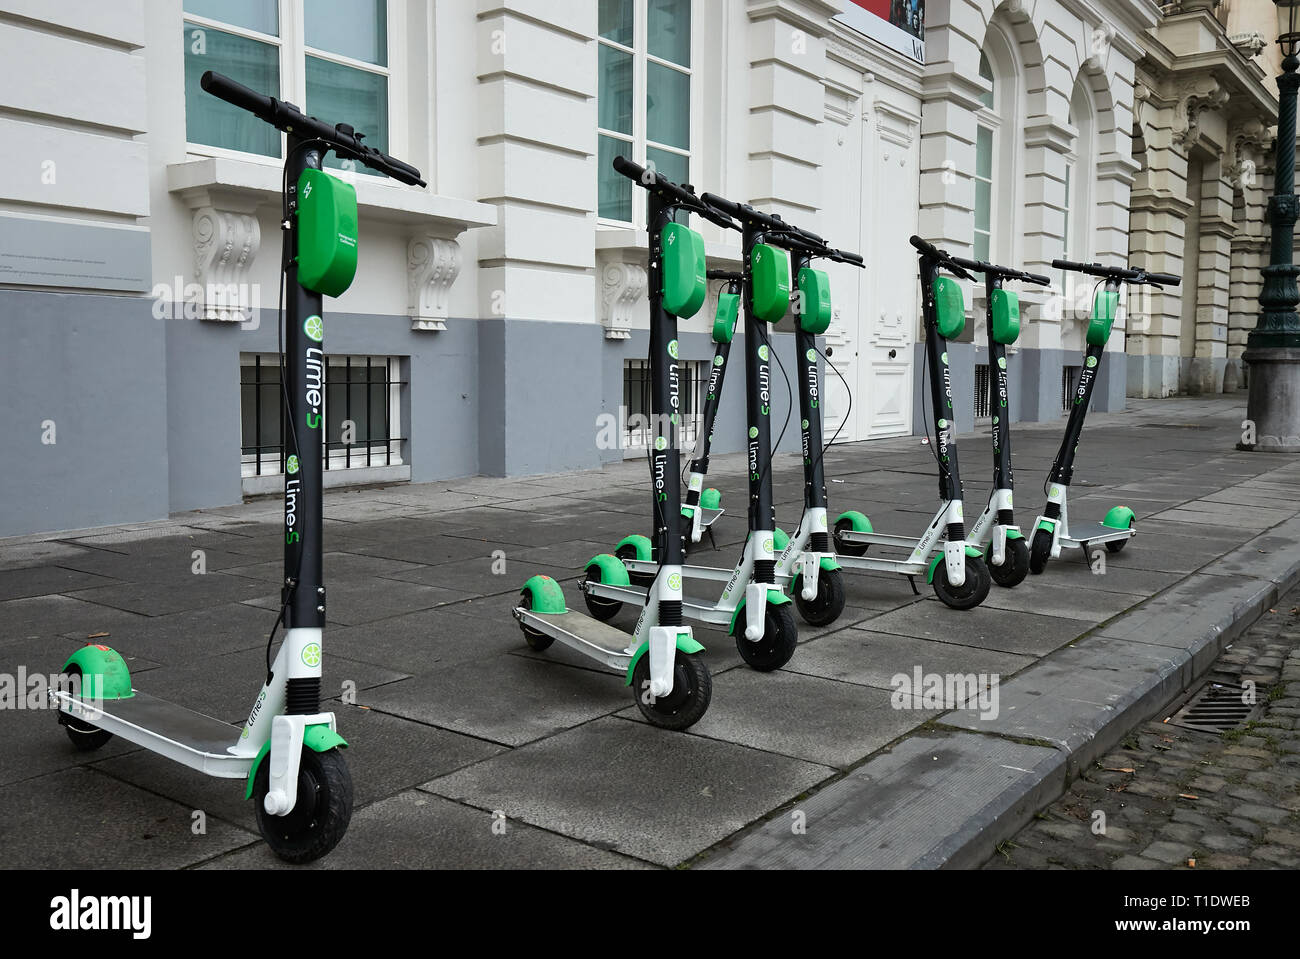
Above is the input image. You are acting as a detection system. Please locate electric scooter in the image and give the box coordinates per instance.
[944,254,1051,587]
[514,157,735,730]
[1029,257,1181,573]
[831,235,992,609]
[771,229,866,625]
[50,72,427,863]
[587,194,820,664]
[608,275,739,596]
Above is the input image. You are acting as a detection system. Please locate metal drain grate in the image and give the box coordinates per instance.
[1165,682,1262,734]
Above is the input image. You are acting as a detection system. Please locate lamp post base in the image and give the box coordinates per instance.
[1238,347,1300,452]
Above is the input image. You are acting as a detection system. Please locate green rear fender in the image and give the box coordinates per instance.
[585,553,631,587]
[244,724,348,800]
[615,534,653,562]
[834,510,873,534]
[1102,506,1136,530]
[773,527,790,553]
[728,589,792,636]
[926,546,983,584]
[61,644,134,701]
[624,632,706,686]
[520,575,566,614]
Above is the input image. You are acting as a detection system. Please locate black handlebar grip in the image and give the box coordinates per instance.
[838,250,864,265]
[909,235,938,256]
[700,192,743,220]
[1051,258,1084,271]
[699,203,739,231]
[1024,271,1052,286]
[200,71,274,121]
[612,155,648,183]
[1146,272,1181,287]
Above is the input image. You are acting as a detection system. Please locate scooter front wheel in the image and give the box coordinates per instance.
[987,538,1030,589]
[793,569,846,627]
[632,653,712,731]
[932,556,991,610]
[254,747,353,864]
[1029,528,1053,575]
[736,603,799,671]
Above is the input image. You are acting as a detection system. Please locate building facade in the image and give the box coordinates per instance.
[0,0,1284,538]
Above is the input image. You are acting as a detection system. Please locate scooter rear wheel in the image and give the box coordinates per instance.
[632,652,711,731]
[582,566,623,622]
[736,604,799,671]
[254,747,353,864]
[518,590,554,651]
[58,665,113,752]
[987,538,1030,589]
[932,556,991,610]
[832,518,869,557]
[1029,528,1052,575]
[793,569,846,626]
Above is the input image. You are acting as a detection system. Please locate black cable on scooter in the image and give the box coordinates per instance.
[1043,277,1105,498]
[754,319,794,493]
[805,343,853,480]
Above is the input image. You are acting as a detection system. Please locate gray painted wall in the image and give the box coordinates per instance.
[1,290,168,536]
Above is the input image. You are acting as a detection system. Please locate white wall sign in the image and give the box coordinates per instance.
[834,0,925,64]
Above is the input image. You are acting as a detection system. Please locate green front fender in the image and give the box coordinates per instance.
[700,488,722,510]
[584,553,631,587]
[773,527,790,552]
[61,645,134,701]
[244,724,348,800]
[615,534,653,562]
[1005,529,1025,541]
[1102,506,1136,531]
[624,632,706,687]
[819,556,842,573]
[727,589,792,636]
[1035,518,1057,534]
[926,546,983,584]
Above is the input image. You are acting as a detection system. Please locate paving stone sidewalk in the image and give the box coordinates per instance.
[983,594,1300,871]
[2,394,1298,869]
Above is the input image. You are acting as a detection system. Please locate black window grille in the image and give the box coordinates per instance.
[240,354,407,477]
[973,363,990,420]
[1062,365,1081,413]
[623,358,706,450]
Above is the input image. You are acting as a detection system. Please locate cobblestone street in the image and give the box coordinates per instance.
[985,591,1300,870]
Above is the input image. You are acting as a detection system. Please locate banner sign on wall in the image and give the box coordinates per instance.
[834,0,925,64]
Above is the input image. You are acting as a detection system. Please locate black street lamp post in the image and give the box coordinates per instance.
[1242,0,1300,451]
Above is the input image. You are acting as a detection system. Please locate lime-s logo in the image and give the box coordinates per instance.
[301,643,321,667]
[805,349,816,363]
[801,419,810,430]
[1086,356,1098,368]
[941,352,949,365]
[749,427,759,439]
[668,340,679,360]
[713,355,724,367]
[998,357,1007,370]
[758,345,770,362]
[655,436,668,451]
[667,573,682,591]
[304,315,324,342]
[762,538,774,553]
[286,455,300,475]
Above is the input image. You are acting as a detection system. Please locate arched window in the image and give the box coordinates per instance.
[1063,79,1095,279]
[974,27,1019,267]
[974,53,996,262]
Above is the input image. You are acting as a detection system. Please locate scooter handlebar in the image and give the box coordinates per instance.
[613,157,737,230]
[1053,258,1182,288]
[200,71,426,186]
